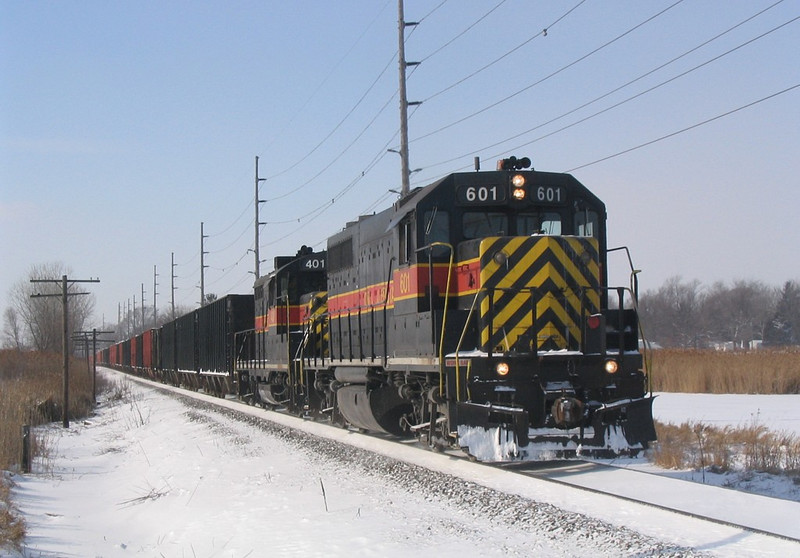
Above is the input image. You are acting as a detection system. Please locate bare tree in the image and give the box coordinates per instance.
[703,280,776,349]
[5,262,96,352]
[639,276,705,347]
[2,307,26,350]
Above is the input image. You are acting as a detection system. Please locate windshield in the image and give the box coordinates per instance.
[463,212,507,238]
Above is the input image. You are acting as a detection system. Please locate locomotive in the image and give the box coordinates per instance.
[100,158,656,461]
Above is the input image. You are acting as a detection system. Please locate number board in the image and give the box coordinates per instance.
[300,256,326,271]
[456,184,507,205]
[532,185,566,205]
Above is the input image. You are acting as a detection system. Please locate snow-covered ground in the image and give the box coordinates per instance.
[615,392,800,502]
[4,369,800,557]
[654,392,800,436]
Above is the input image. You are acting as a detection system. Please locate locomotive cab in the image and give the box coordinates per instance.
[235,247,328,409]
[396,162,655,458]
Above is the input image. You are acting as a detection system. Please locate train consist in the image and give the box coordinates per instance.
[98,159,656,460]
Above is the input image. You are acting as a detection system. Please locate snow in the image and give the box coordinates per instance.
[4,369,800,557]
[653,392,800,436]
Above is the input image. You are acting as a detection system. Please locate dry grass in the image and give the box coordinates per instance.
[0,350,99,471]
[0,349,105,549]
[648,349,800,479]
[649,348,800,394]
[0,473,25,549]
[649,420,800,475]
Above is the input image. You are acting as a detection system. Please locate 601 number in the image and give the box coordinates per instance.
[535,186,563,203]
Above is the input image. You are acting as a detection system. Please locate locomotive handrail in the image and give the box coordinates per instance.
[451,283,641,403]
[418,241,454,396]
[608,245,652,394]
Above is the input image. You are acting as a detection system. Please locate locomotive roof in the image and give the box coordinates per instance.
[389,169,603,231]
[328,168,605,246]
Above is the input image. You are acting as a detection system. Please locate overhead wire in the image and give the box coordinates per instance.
[416,0,509,64]
[488,14,800,168]
[262,0,449,203]
[420,0,588,103]
[565,83,800,173]
[423,3,796,172]
[261,1,392,179]
[411,0,685,144]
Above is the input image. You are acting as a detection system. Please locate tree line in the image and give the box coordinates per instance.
[2,263,219,351]
[637,276,800,349]
[4,264,799,352]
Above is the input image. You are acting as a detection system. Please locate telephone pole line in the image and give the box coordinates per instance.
[200,222,209,306]
[397,0,420,197]
[171,252,176,321]
[153,264,158,328]
[254,156,266,278]
[31,275,99,428]
[75,328,114,403]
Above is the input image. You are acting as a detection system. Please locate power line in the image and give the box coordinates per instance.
[417,0,509,64]
[423,5,797,173]
[265,49,397,186]
[208,218,251,254]
[420,0,588,104]
[261,0,447,199]
[261,1,393,157]
[565,83,800,173]
[412,0,684,143]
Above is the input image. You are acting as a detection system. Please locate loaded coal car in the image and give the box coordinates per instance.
[236,157,656,460]
[159,294,254,394]
[100,294,253,396]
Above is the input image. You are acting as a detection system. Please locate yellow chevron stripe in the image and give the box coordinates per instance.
[477,236,600,350]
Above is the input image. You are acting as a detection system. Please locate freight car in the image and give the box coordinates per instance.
[100,294,253,395]
[233,158,657,460]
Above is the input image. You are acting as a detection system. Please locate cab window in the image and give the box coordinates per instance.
[423,209,450,257]
[463,212,507,239]
[575,210,598,237]
[517,212,562,235]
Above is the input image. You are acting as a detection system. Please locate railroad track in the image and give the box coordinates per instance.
[496,459,800,543]
[114,368,800,548]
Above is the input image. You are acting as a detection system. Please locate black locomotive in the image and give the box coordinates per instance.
[100,159,656,461]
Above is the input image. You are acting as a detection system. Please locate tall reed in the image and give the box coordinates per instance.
[0,350,97,471]
[649,348,800,394]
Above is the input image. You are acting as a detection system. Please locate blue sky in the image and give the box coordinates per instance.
[2,0,798,327]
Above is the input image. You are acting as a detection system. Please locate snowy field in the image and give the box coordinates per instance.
[653,392,800,436]
[4,369,800,557]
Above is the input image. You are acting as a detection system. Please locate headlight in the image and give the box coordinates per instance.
[511,174,526,187]
[604,359,619,374]
[492,251,508,266]
[495,362,510,376]
[512,187,526,201]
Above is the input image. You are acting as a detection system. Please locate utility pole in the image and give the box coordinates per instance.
[75,328,114,403]
[397,0,420,197]
[171,252,177,319]
[133,294,137,333]
[254,156,266,278]
[141,283,145,331]
[200,222,209,306]
[153,265,158,328]
[31,275,99,428]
